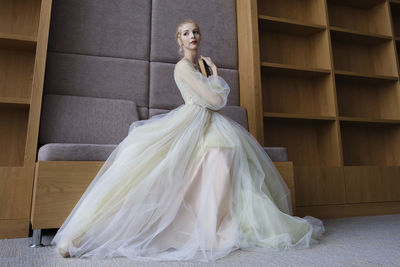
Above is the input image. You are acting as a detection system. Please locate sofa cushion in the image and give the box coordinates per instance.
[39,95,138,146]
[38,143,117,161]
[48,0,151,60]
[38,144,287,162]
[44,53,149,107]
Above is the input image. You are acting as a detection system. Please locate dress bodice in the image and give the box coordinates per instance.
[174,60,230,111]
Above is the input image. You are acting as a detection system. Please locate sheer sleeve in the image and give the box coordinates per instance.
[175,62,230,111]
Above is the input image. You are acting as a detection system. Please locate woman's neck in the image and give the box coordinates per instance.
[183,50,198,66]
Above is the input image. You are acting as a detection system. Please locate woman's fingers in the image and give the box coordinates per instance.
[200,55,214,67]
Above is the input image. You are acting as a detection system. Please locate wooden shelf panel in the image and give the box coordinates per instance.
[327,0,391,36]
[340,116,400,124]
[0,106,29,167]
[0,33,36,50]
[259,29,331,70]
[0,97,30,106]
[0,167,34,219]
[258,15,326,35]
[0,0,41,38]
[344,166,400,203]
[257,0,327,25]
[261,62,331,77]
[264,112,336,121]
[261,71,336,116]
[264,118,342,166]
[330,26,392,45]
[328,0,386,9]
[340,122,400,166]
[336,79,400,119]
[294,167,346,206]
[335,70,398,83]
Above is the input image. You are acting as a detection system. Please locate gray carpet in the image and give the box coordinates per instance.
[1,214,400,267]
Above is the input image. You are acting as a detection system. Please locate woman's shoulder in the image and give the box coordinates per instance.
[175,59,190,70]
[174,59,194,78]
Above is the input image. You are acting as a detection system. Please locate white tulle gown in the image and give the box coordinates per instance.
[51,59,325,262]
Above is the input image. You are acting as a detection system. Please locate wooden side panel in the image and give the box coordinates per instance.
[237,0,264,144]
[25,0,53,165]
[31,161,103,229]
[344,166,400,203]
[295,166,346,206]
[0,167,34,219]
[0,219,29,238]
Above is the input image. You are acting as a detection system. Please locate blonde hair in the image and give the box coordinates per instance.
[175,19,201,55]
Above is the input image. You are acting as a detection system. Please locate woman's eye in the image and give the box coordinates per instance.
[183,32,188,36]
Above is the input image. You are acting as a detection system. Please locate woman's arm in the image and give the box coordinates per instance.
[175,62,228,109]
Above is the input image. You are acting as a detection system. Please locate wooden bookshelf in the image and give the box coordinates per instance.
[0,0,52,238]
[237,0,400,218]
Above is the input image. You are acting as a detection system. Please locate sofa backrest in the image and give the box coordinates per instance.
[40,0,243,146]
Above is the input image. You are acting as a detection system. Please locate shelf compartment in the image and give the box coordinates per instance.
[258,15,326,35]
[331,38,397,77]
[330,26,392,45]
[261,69,336,117]
[327,0,391,36]
[0,48,35,100]
[264,118,341,166]
[390,2,400,37]
[259,30,331,70]
[340,122,400,166]
[294,167,346,206]
[0,106,29,166]
[0,0,41,39]
[344,166,400,203]
[336,76,400,120]
[0,33,36,50]
[257,0,327,25]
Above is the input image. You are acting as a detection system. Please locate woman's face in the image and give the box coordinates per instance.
[179,23,201,51]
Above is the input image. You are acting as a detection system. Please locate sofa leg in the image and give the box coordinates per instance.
[30,229,44,247]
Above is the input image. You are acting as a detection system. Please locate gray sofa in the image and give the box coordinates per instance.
[31,0,288,246]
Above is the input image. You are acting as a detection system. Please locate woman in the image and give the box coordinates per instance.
[52,19,324,262]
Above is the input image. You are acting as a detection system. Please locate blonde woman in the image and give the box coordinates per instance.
[52,20,324,262]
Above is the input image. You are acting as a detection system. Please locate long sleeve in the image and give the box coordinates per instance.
[174,62,230,111]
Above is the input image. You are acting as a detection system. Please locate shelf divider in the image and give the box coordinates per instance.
[261,62,331,78]
[0,33,36,50]
[0,97,30,106]
[264,112,336,121]
[330,26,392,45]
[258,15,326,35]
[334,70,398,83]
[339,116,400,124]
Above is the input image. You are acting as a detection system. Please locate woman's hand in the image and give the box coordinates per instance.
[200,55,218,76]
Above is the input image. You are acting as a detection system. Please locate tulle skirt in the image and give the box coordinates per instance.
[51,103,324,262]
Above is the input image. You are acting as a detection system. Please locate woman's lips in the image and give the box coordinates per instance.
[190,41,197,44]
